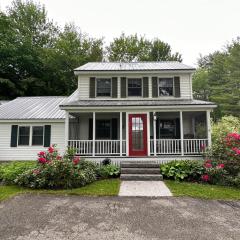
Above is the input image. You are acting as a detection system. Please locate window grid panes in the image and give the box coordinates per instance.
[132,117,144,150]
[32,126,44,146]
[96,120,111,139]
[18,126,30,146]
[96,79,111,97]
[128,78,142,97]
[159,78,174,96]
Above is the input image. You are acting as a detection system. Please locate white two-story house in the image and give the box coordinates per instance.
[0,62,216,162]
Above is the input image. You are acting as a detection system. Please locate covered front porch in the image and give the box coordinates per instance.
[65,110,211,157]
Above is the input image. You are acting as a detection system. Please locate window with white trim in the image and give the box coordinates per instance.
[128,78,142,97]
[96,78,111,97]
[158,78,174,96]
[32,126,44,146]
[18,126,30,146]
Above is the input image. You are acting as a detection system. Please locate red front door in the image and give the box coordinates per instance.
[129,114,148,156]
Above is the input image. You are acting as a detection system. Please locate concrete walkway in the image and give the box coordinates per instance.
[119,181,172,197]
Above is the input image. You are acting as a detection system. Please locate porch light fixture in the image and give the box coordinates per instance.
[153,112,157,121]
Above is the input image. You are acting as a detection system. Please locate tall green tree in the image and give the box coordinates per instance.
[107,33,182,62]
[0,0,103,99]
[194,40,240,119]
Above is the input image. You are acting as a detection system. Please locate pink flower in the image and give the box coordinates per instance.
[217,163,224,169]
[38,157,47,164]
[205,159,212,164]
[227,132,240,140]
[232,147,240,155]
[204,163,212,168]
[73,156,80,165]
[48,146,54,154]
[201,174,210,182]
[56,155,62,160]
[38,151,45,156]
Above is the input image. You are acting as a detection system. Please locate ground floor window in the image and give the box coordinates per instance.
[18,126,30,146]
[96,120,111,139]
[32,126,44,145]
[158,120,176,138]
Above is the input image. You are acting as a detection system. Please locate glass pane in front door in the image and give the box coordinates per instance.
[132,117,144,150]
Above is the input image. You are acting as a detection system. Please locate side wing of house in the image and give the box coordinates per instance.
[0,97,66,161]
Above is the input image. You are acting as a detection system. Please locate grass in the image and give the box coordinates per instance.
[0,179,120,201]
[165,180,240,200]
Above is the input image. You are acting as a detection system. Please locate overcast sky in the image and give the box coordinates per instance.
[1,0,240,66]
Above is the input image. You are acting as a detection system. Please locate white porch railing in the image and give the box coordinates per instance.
[150,139,181,155]
[150,139,208,155]
[183,139,208,154]
[68,140,126,155]
[69,139,207,156]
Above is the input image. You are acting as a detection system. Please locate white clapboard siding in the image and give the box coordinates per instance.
[180,74,192,99]
[0,122,65,161]
[78,73,192,99]
[78,76,89,99]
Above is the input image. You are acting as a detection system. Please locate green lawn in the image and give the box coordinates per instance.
[0,179,120,201]
[165,180,240,200]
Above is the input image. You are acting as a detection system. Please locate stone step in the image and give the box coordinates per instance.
[121,162,159,168]
[121,168,160,174]
[120,174,163,181]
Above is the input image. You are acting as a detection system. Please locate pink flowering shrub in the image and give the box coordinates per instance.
[200,159,227,185]
[15,145,97,189]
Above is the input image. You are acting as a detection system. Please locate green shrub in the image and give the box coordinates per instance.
[15,146,97,189]
[160,160,205,181]
[0,161,36,184]
[15,158,97,189]
[97,164,120,178]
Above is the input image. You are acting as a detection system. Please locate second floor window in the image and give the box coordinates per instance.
[159,78,174,96]
[96,78,111,97]
[128,78,142,97]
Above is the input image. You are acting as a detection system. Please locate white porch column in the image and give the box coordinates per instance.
[206,110,212,147]
[120,111,123,156]
[65,111,69,148]
[126,112,129,156]
[153,112,157,156]
[147,112,151,156]
[180,111,184,156]
[92,112,96,156]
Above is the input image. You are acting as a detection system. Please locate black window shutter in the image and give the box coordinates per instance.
[89,118,93,140]
[112,118,118,140]
[174,76,181,98]
[112,77,118,98]
[152,77,158,97]
[89,77,96,98]
[121,77,126,98]
[143,77,149,98]
[175,118,180,139]
[10,125,18,147]
[44,125,51,147]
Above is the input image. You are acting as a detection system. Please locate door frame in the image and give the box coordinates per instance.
[127,112,149,157]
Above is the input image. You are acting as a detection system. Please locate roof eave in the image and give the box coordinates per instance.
[74,69,196,76]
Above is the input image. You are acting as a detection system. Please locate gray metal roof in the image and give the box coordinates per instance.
[75,62,195,72]
[60,99,216,108]
[0,97,67,120]
[0,100,9,105]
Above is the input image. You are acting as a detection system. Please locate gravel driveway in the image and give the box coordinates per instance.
[0,194,240,240]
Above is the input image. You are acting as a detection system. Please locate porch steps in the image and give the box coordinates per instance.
[120,161,163,181]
